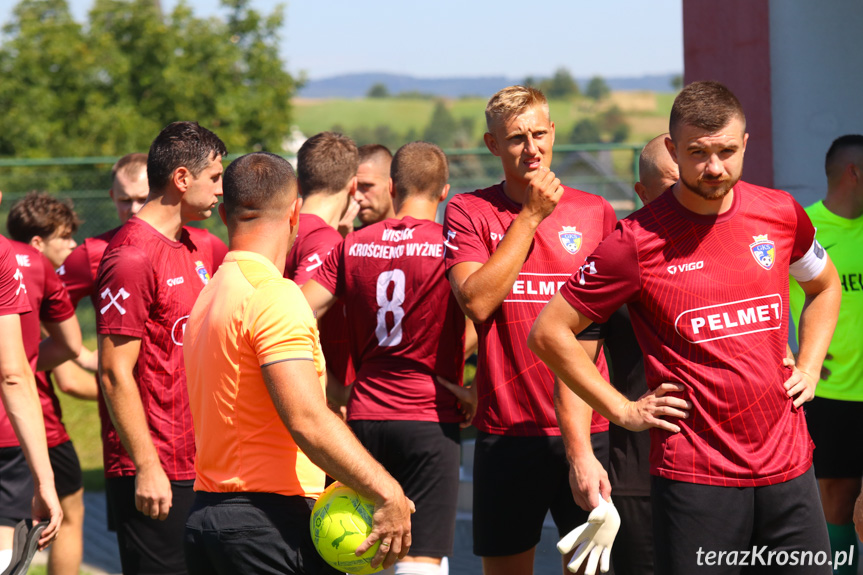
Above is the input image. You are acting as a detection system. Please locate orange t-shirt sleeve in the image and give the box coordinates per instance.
[246,280,320,367]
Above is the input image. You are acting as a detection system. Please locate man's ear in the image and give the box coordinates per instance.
[634,182,648,204]
[218,203,227,226]
[438,184,450,203]
[290,197,303,227]
[484,132,500,157]
[29,235,45,254]
[664,136,678,164]
[389,178,396,200]
[172,167,191,193]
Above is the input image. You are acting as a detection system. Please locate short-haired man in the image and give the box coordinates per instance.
[109,153,150,224]
[0,192,63,571]
[6,199,86,575]
[303,142,475,575]
[443,85,618,575]
[563,134,678,575]
[183,151,413,574]
[529,81,840,574]
[791,135,863,575]
[96,122,228,575]
[353,144,395,228]
[7,192,79,270]
[285,132,358,399]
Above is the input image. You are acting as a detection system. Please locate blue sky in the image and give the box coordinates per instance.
[0,0,684,80]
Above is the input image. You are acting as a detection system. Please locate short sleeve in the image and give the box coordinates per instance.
[95,245,156,337]
[312,238,343,297]
[290,227,343,286]
[790,200,816,263]
[602,198,618,238]
[247,281,319,367]
[0,238,31,316]
[40,253,75,323]
[443,195,491,270]
[58,242,94,308]
[559,222,641,324]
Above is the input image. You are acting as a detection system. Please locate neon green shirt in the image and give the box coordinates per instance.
[790,200,863,400]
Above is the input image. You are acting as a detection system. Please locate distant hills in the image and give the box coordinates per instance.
[297,72,679,99]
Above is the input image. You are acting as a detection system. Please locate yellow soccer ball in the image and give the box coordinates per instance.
[310,482,382,574]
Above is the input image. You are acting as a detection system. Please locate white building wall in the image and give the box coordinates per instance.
[769,0,863,207]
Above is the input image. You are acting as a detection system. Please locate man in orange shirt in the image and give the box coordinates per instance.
[183,151,414,574]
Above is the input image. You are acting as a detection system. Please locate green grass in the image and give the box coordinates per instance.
[293,91,673,147]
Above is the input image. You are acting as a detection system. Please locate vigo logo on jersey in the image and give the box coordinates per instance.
[504,272,570,304]
[667,261,704,275]
[171,315,190,346]
[674,294,782,344]
[749,234,775,270]
[558,226,582,254]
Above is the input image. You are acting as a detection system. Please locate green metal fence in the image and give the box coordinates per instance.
[0,142,645,245]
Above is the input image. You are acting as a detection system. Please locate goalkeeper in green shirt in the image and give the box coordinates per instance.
[791,134,863,575]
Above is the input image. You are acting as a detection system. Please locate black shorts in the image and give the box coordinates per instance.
[612,495,653,575]
[652,467,831,574]
[805,396,863,478]
[185,491,341,575]
[472,430,609,557]
[106,476,195,575]
[48,440,83,497]
[0,447,32,526]
[349,420,460,558]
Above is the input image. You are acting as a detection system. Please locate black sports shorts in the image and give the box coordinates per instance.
[805,396,863,478]
[48,440,83,497]
[472,430,609,557]
[652,467,831,574]
[105,475,195,575]
[0,446,32,526]
[349,420,461,558]
[185,491,341,575]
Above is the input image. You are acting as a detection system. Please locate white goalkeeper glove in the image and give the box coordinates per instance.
[557,497,620,574]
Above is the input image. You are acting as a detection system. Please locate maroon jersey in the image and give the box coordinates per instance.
[95,218,218,480]
[314,217,465,422]
[286,213,353,386]
[0,242,76,448]
[443,184,617,436]
[61,226,227,309]
[561,182,816,487]
[0,236,31,316]
[0,236,33,446]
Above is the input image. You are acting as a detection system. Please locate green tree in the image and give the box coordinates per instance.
[367,83,389,98]
[0,0,300,157]
[585,76,610,101]
[671,74,683,91]
[423,100,458,148]
[542,67,579,99]
[569,118,602,144]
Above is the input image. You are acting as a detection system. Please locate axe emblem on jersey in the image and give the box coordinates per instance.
[100,287,130,315]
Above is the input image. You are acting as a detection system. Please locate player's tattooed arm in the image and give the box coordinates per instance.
[787,255,841,408]
[98,333,173,521]
[263,358,414,570]
[448,169,563,323]
[529,293,690,433]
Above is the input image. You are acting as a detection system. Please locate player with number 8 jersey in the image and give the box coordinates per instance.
[304,142,470,570]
